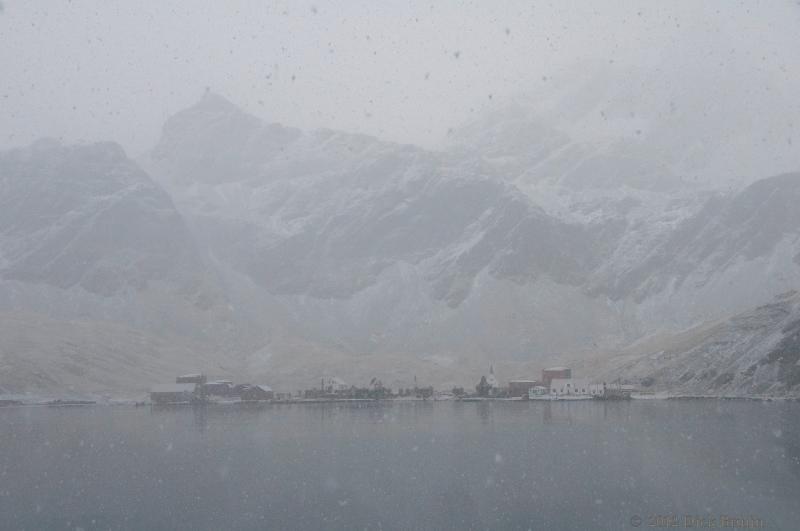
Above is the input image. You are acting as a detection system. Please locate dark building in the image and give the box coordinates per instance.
[150,383,198,404]
[508,379,539,397]
[541,367,571,388]
[203,380,233,397]
[240,385,274,401]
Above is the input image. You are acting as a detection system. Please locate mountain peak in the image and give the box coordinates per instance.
[195,89,241,114]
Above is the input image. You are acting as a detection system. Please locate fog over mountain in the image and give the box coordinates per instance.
[3,1,800,188]
[1,1,799,396]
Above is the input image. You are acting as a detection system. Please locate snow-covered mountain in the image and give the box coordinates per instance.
[0,138,241,333]
[2,92,799,395]
[0,139,259,394]
[145,93,629,363]
[142,93,799,391]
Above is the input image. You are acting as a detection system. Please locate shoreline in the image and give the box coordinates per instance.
[2,393,799,409]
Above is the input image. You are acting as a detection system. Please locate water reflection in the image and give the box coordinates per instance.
[474,401,493,426]
[779,402,800,478]
[5,400,791,529]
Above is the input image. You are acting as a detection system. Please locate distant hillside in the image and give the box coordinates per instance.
[606,291,800,396]
[0,312,236,397]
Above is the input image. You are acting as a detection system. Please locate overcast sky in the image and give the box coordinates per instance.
[1,0,799,157]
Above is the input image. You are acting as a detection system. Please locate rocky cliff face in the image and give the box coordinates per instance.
[0,139,253,393]
[1,140,194,295]
[586,171,800,334]
[607,291,800,396]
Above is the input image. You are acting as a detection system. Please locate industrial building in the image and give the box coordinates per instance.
[240,384,274,401]
[508,379,539,397]
[541,367,572,387]
[203,380,234,397]
[150,383,198,404]
[322,377,348,394]
[549,378,592,396]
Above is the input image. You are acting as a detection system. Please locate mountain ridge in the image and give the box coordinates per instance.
[1,94,798,395]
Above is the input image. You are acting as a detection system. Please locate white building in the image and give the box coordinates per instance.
[529,385,549,397]
[323,376,348,393]
[550,378,594,396]
[588,383,608,397]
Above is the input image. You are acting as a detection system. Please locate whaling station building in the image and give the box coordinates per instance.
[150,383,199,405]
[504,367,573,398]
[504,367,633,399]
[150,374,274,404]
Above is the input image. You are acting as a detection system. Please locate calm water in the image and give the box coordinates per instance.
[1,400,799,530]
